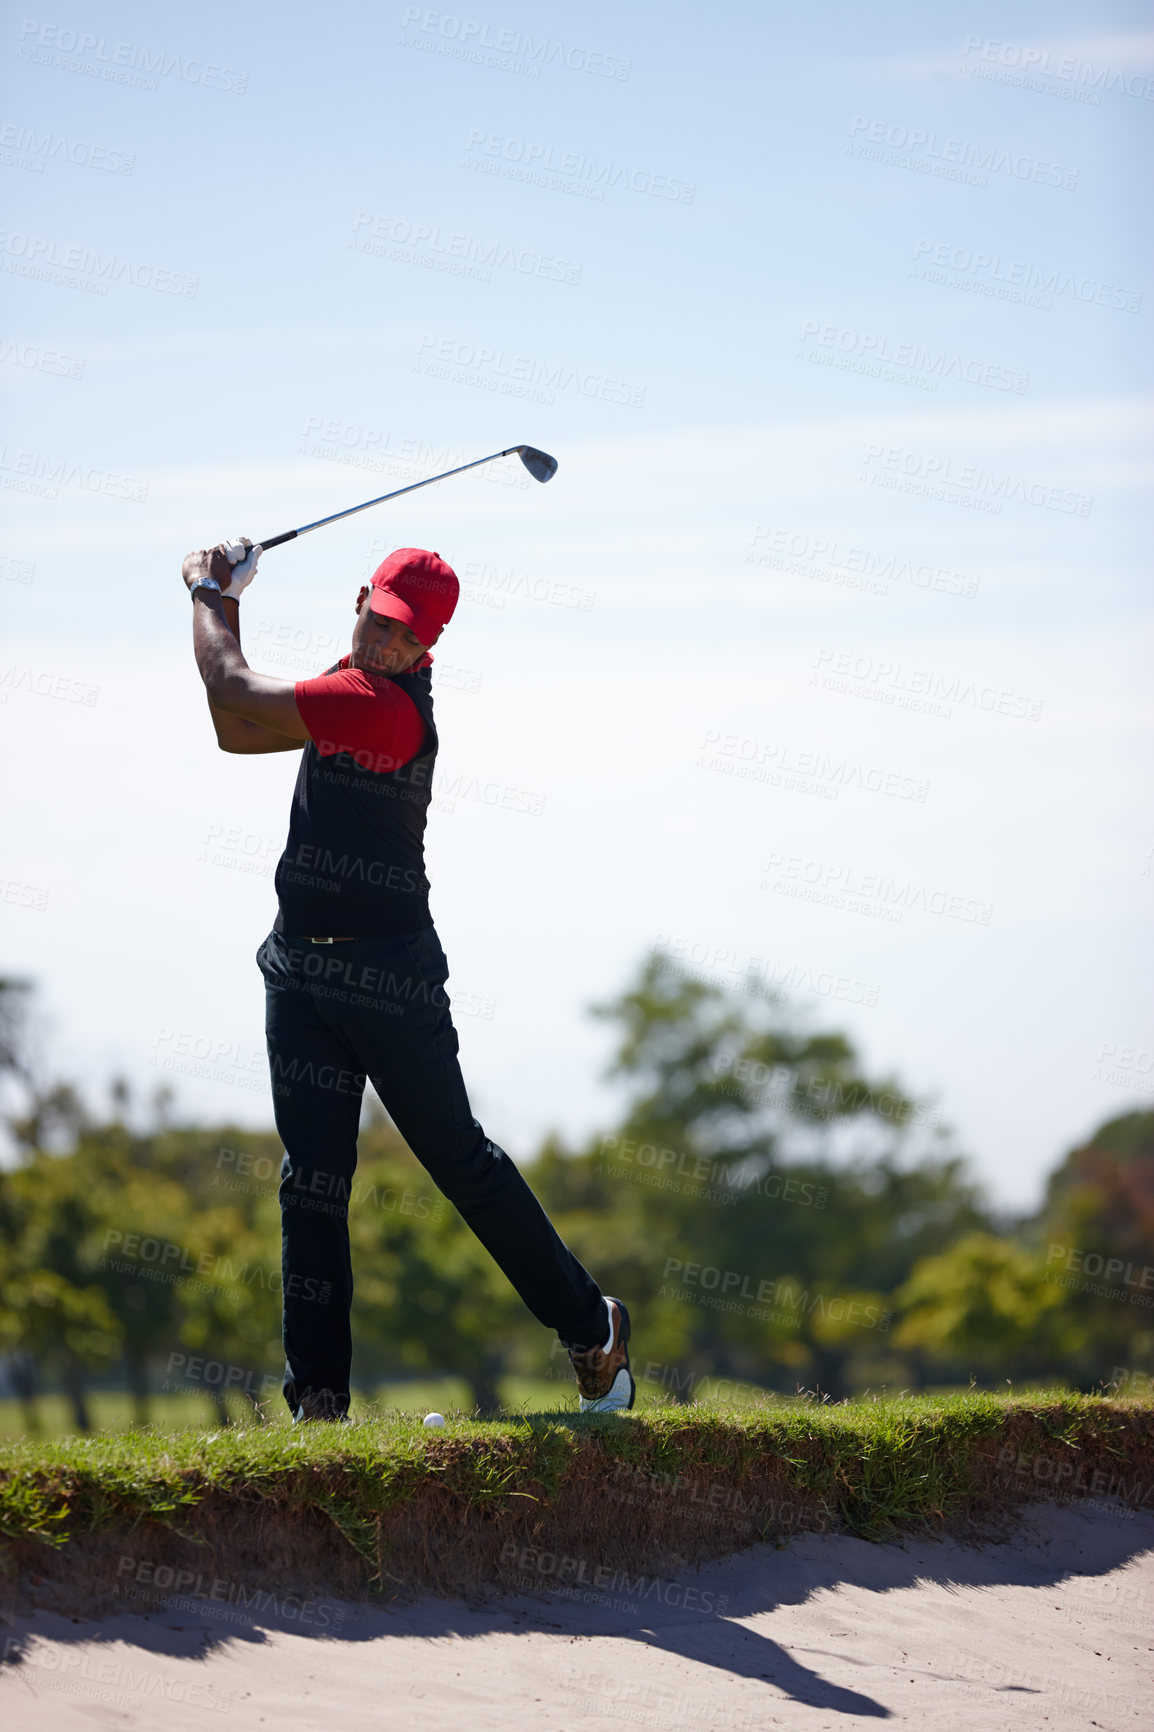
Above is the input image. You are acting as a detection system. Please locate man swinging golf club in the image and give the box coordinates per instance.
[181,502,634,1421]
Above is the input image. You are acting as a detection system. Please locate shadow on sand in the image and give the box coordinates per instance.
[3,1499,1152,1720]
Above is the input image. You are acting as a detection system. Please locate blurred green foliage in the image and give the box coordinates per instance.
[0,959,1150,1431]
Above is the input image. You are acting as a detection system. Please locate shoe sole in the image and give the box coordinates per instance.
[579,1365,635,1414]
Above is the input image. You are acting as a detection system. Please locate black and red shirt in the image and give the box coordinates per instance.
[273,654,438,937]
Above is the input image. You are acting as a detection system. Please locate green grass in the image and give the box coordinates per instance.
[2,1389,1150,1558]
[0,1370,772,1439]
[0,1382,480,1439]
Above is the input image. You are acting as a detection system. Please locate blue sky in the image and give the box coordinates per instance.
[1,0,1151,1206]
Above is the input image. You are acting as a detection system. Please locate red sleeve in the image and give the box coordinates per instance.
[294,667,427,775]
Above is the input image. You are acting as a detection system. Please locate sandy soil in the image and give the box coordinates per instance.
[2,1498,1151,1730]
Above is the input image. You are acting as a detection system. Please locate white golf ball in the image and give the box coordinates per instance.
[422,1411,446,1428]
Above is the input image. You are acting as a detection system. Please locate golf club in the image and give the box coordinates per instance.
[253,444,557,553]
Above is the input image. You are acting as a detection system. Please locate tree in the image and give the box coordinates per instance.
[1031,1111,1154,1386]
[894,1232,1073,1383]
[0,976,33,1087]
[530,948,991,1399]
[0,1155,123,1430]
[142,1123,284,1422]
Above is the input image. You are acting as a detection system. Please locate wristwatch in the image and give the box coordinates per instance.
[190,576,222,599]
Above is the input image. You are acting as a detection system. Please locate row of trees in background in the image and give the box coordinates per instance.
[1,957,1151,1428]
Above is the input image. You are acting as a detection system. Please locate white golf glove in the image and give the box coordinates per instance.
[220,535,262,597]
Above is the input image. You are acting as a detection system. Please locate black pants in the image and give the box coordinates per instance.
[257,925,606,1416]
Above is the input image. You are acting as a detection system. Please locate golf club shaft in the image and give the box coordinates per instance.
[256,446,526,550]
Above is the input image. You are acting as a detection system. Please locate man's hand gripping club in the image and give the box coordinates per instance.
[181,535,261,598]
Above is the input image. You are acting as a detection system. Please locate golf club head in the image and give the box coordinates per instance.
[516,444,558,483]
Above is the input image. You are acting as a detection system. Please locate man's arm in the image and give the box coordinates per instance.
[206,590,302,753]
[184,545,308,754]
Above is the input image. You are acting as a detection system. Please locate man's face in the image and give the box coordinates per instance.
[351,589,438,676]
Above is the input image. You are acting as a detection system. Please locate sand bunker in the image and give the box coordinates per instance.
[2,1498,1150,1729]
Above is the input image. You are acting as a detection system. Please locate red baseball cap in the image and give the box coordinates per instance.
[368,547,459,645]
